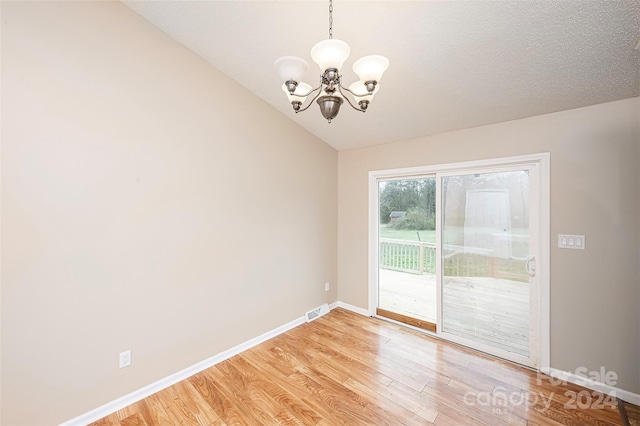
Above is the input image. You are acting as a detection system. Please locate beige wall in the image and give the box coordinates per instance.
[338,97,640,394]
[2,1,639,423]
[0,2,337,424]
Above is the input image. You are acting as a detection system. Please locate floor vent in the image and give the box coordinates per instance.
[305,303,330,322]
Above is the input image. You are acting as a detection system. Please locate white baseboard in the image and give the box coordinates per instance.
[62,303,640,425]
[61,315,306,426]
[332,301,372,317]
[544,367,640,405]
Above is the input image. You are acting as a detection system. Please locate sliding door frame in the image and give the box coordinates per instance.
[368,153,550,371]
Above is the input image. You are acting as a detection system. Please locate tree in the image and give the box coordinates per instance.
[379,178,435,225]
[391,207,435,230]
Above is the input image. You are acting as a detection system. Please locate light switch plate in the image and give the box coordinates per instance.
[558,234,585,250]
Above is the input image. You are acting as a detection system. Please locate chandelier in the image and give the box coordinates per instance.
[274,0,389,123]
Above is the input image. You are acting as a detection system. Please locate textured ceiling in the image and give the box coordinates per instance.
[123,0,640,151]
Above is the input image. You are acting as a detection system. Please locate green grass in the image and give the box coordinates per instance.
[379,225,436,243]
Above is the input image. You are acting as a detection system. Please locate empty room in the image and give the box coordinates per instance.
[1,1,639,425]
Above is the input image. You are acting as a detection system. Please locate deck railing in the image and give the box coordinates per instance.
[379,238,528,281]
[379,239,436,274]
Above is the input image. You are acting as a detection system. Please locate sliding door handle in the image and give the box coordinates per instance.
[525,256,536,277]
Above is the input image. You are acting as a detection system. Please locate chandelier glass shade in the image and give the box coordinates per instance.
[310,39,350,72]
[281,82,313,105]
[274,1,389,123]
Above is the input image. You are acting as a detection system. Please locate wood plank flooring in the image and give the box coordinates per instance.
[92,308,622,425]
[378,269,529,355]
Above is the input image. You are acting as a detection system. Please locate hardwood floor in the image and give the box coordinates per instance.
[92,308,622,425]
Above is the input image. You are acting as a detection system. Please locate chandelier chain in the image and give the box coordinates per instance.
[329,0,333,39]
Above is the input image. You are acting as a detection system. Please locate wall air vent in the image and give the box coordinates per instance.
[305,303,330,322]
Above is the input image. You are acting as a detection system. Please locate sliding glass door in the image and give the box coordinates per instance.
[371,155,547,368]
[377,177,437,332]
[440,169,534,360]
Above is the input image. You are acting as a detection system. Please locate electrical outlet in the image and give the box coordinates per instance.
[325,282,330,292]
[119,350,131,368]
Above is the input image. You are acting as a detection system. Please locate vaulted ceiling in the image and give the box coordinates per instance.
[123,1,640,151]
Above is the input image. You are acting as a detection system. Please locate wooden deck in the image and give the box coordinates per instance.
[378,269,529,356]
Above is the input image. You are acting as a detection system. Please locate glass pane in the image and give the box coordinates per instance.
[441,171,530,356]
[378,177,437,323]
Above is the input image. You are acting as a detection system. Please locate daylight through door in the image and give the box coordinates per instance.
[372,155,547,368]
[377,177,437,332]
[440,169,533,359]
